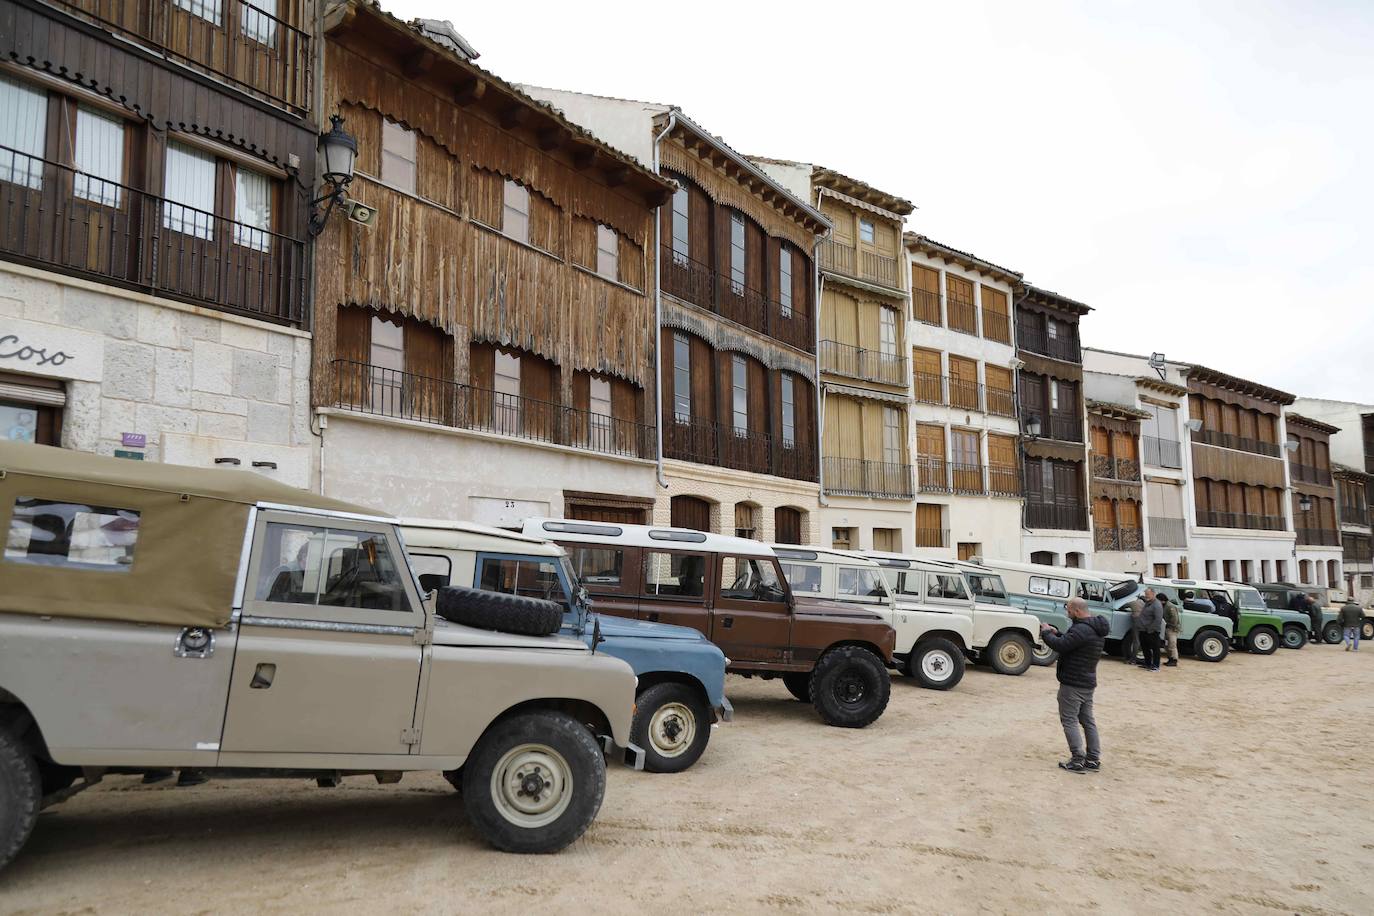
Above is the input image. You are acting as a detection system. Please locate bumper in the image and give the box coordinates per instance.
[715,695,734,723]
[600,734,646,771]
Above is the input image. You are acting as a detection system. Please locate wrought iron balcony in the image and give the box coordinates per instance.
[1142,435,1183,469]
[1296,527,1341,547]
[916,456,949,494]
[1017,327,1081,363]
[950,462,985,495]
[1025,502,1089,531]
[824,457,913,499]
[986,386,1016,417]
[1195,510,1286,531]
[947,299,978,335]
[1290,462,1333,487]
[988,464,1020,497]
[913,371,945,406]
[819,239,900,289]
[912,288,940,326]
[914,527,950,549]
[820,340,907,387]
[1033,411,1083,443]
[660,246,813,352]
[1147,516,1187,548]
[663,415,816,482]
[982,310,1011,344]
[1192,428,1282,459]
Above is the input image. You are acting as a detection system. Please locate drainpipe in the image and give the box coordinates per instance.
[651,111,678,490]
[813,206,830,508]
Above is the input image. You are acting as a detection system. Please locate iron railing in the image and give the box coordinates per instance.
[1148,516,1187,548]
[1296,527,1341,547]
[1092,454,1141,481]
[1142,435,1183,469]
[916,456,949,493]
[819,239,899,289]
[950,462,985,495]
[1017,326,1081,363]
[1193,428,1282,458]
[331,360,654,458]
[912,289,941,325]
[988,464,1020,497]
[820,340,907,386]
[660,246,812,351]
[1196,510,1286,531]
[913,372,945,406]
[823,457,913,499]
[914,528,949,549]
[986,386,1016,417]
[51,0,312,114]
[664,415,816,482]
[1,147,306,324]
[982,310,1011,344]
[1291,463,1333,486]
[1032,411,1083,443]
[947,298,978,335]
[1025,503,1089,531]
[949,378,982,412]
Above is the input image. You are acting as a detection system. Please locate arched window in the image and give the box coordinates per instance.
[1030,550,1057,565]
[733,502,759,539]
[775,506,804,545]
[1065,552,1084,568]
[670,495,712,532]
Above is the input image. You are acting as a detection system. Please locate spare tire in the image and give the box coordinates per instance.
[436,586,564,636]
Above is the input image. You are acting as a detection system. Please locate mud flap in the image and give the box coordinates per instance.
[600,734,646,771]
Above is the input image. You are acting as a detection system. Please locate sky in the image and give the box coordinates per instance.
[385,0,1374,402]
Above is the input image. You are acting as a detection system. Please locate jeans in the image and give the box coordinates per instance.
[1122,629,1138,663]
[1347,626,1361,649]
[1057,684,1100,763]
[1165,630,1179,661]
[1140,631,1161,668]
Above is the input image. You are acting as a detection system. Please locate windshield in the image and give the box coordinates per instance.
[1236,587,1268,611]
[965,573,1007,603]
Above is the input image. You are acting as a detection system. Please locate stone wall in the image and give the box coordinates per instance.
[656,459,821,544]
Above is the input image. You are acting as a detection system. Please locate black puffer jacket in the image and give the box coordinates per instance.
[1043,615,1110,689]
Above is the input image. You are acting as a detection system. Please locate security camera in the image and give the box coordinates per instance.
[345,198,377,227]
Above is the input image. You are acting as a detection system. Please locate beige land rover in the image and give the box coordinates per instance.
[0,442,639,869]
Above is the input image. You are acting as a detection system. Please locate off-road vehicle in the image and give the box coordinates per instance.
[1143,577,1279,655]
[524,519,897,728]
[1255,582,1353,644]
[0,442,639,872]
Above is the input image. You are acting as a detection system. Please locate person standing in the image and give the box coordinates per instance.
[1339,599,1363,651]
[1122,597,1143,665]
[1163,595,1181,667]
[1303,596,1322,642]
[1137,588,1164,671]
[1040,597,1110,773]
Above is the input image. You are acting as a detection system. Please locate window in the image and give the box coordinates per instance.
[163,142,216,239]
[407,553,452,593]
[479,556,566,604]
[734,502,757,539]
[174,0,223,26]
[73,108,124,207]
[781,373,796,447]
[1028,576,1071,598]
[672,333,691,422]
[880,307,898,357]
[241,0,278,45]
[494,349,521,399]
[838,566,888,599]
[729,212,746,294]
[927,574,969,601]
[779,247,793,317]
[1050,380,1060,411]
[966,573,1006,602]
[832,527,854,550]
[1047,319,1060,340]
[569,546,624,588]
[596,224,618,280]
[503,179,531,243]
[0,76,46,190]
[6,498,140,572]
[1,396,60,445]
[369,316,404,370]
[381,119,417,194]
[671,186,689,264]
[233,168,272,251]
[731,355,748,435]
[883,407,903,465]
[873,528,899,552]
[644,551,707,597]
[721,556,784,602]
[254,523,410,611]
[589,376,612,418]
[780,562,822,594]
[859,219,875,243]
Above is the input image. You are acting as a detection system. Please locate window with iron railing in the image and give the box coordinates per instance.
[819,340,908,386]
[823,457,913,499]
[912,288,940,326]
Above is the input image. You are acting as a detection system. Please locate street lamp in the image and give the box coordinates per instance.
[1184,418,1203,433]
[309,114,358,236]
[1299,495,1313,512]
[1024,415,1042,441]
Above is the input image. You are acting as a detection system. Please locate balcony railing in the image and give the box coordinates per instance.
[982,310,1011,344]
[949,378,982,412]
[950,462,985,495]
[820,340,907,386]
[1031,411,1084,443]
[1025,503,1089,531]
[823,457,913,499]
[915,527,949,549]
[947,299,978,335]
[1017,327,1081,363]
[1196,510,1286,531]
[330,360,654,459]
[52,0,312,114]
[1340,504,1369,526]
[2,148,306,324]
[1291,463,1334,487]
[1091,454,1141,482]
[916,456,949,493]
[819,239,899,289]
[1193,428,1282,459]
[986,386,1015,417]
[1095,527,1144,551]
[913,372,945,406]
[1296,528,1341,547]
[912,289,940,326]
[1148,516,1187,548]
[660,247,812,352]
[663,415,816,482]
[988,464,1019,497]
[1142,435,1183,469]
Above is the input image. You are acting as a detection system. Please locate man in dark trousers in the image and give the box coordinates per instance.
[1040,596,1110,773]
[1136,588,1164,671]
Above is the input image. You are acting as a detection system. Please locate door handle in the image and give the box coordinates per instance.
[722,616,734,629]
[250,663,276,689]
[646,612,660,622]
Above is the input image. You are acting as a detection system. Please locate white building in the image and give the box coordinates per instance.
[1289,397,1374,600]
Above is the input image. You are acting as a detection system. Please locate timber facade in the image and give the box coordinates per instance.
[1087,400,1148,571]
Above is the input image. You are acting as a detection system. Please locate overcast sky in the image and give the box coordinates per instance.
[386,0,1373,401]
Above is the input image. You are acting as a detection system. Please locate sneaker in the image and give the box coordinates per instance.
[1165,660,1178,667]
[1083,760,1101,772]
[1058,760,1087,774]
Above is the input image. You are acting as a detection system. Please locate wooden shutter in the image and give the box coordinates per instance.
[469,342,496,426]
[774,507,802,544]
[1019,374,1045,419]
[980,286,1009,342]
[571,370,591,414]
[792,247,811,318]
[334,306,372,407]
[913,348,943,402]
[911,264,940,324]
[985,365,1012,394]
[860,400,884,462]
[916,504,943,536]
[1024,457,1044,503]
[618,235,644,290]
[689,184,711,268]
[949,356,978,409]
[1095,497,1116,529]
[690,335,714,424]
[1119,500,1140,529]
[1194,478,1210,514]
[1091,425,1110,457]
[746,219,765,295]
[1052,463,1080,509]
[671,496,711,532]
[829,290,859,347]
[917,424,946,460]
[1239,409,1258,441]
[825,396,862,459]
[747,357,768,435]
[1112,430,1137,461]
[988,434,1017,468]
[470,168,502,227]
[404,321,453,423]
[571,216,597,269]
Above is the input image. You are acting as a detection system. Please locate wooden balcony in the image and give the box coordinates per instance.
[661,246,813,352]
[1095,527,1144,552]
[1296,527,1340,547]
[820,340,907,387]
[1017,326,1080,363]
[1196,510,1286,531]
[824,457,913,499]
[664,415,816,482]
[820,239,900,290]
[1290,462,1334,487]
[1091,454,1141,482]
[1193,428,1282,459]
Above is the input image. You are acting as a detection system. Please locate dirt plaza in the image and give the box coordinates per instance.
[1,645,1370,915]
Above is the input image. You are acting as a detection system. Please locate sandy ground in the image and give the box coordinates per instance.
[1,643,1371,915]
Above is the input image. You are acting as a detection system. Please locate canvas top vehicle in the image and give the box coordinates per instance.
[1142,577,1279,655]
[0,442,640,871]
[522,518,896,729]
[1254,582,1349,644]
[401,518,730,773]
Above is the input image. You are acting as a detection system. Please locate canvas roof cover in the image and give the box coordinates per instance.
[0,442,384,628]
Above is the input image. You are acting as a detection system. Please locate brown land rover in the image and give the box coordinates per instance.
[522,519,897,728]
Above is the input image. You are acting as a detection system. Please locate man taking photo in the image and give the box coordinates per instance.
[1041,597,1110,774]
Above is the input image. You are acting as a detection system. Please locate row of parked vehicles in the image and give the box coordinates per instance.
[1,441,1368,868]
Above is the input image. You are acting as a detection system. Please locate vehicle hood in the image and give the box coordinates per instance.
[585,613,708,641]
[432,617,589,651]
[793,596,889,622]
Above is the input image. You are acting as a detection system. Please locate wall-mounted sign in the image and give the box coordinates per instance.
[113,449,145,461]
[121,432,147,448]
[0,318,104,382]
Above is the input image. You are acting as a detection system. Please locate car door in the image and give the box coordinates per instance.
[639,547,712,635]
[712,554,791,664]
[219,512,425,757]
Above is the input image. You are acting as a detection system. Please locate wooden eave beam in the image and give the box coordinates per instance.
[604,165,629,187]
[499,104,531,130]
[538,126,571,151]
[572,145,598,171]
[454,76,487,106]
[402,49,435,78]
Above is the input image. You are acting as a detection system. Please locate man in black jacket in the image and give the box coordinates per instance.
[1041,597,1111,773]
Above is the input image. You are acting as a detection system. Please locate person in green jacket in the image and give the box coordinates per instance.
[1339,600,1363,651]
[1163,597,1182,667]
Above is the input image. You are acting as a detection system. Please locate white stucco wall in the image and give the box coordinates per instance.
[518,86,662,167]
[0,265,314,487]
[1290,398,1372,469]
[818,498,915,553]
[909,494,1022,561]
[751,160,814,205]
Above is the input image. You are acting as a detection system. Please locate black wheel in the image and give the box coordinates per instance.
[988,632,1033,676]
[906,638,965,690]
[442,768,463,794]
[1246,626,1279,655]
[0,725,41,873]
[810,646,891,728]
[1030,641,1058,667]
[782,672,811,703]
[461,711,605,853]
[1281,625,1307,650]
[1362,618,1374,642]
[630,682,711,774]
[1321,621,1343,645]
[1192,628,1230,663]
[436,586,563,636]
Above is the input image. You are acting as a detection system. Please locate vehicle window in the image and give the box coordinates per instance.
[780,562,823,594]
[838,566,888,599]
[927,574,968,601]
[892,570,924,597]
[644,551,706,598]
[568,546,624,588]
[5,497,141,572]
[1029,575,1071,598]
[1237,588,1267,611]
[255,523,411,612]
[408,552,451,593]
[721,556,786,602]
[1078,581,1108,603]
[965,574,1006,602]
[479,556,566,604]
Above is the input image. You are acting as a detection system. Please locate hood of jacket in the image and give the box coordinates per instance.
[1085,614,1110,636]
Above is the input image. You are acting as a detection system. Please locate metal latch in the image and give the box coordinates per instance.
[400,727,421,747]
[174,628,215,659]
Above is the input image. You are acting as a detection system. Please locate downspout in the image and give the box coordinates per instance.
[311,0,330,495]
[651,111,678,489]
[815,231,829,508]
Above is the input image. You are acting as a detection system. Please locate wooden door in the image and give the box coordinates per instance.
[915,504,943,547]
[948,356,979,410]
[775,507,802,545]
[670,495,711,531]
[912,348,943,403]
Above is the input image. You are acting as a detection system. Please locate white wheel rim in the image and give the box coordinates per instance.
[1284,630,1303,647]
[1032,643,1054,661]
[490,743,573,829]
[1202,637,1223,658]
[1000,641,1025,667]
[648,702,697,758]
[921,650,954,682]
[1254,632,1274,651]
